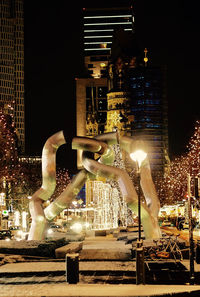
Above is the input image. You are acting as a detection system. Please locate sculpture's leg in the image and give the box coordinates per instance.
[140,159,160,218]
[118,136,160,215]
[118,135,161,238]
[139,159,161,237]
[28,131,66,240]
[44,169,88,221]
[28,198,47,241]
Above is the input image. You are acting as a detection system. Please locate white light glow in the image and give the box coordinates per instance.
[84,22,132,26]
[0,193,5,206]
[72,201,77,206]
[84,29,114,33]
[84,41,112,45]
[91,180,126,230]
[84,15,132,19]
[14,211,20,226]
[84,48,111,51]
[130,150,147,167]
[17,230,23,237]
[84,35,113,38]
[70,223,83,233]
[47,228,53,235]
[84,222,90,228]
[22,211,27,229]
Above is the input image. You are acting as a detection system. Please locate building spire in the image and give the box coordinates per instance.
[144,48,148,67]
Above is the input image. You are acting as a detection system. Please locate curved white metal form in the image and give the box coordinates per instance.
[28,130,161,240]
[44,169,88,221]
[28,131,66,240]
[140,158,161,219]
[82,148,161,239]
[72,133,161,239]
[119,135,161,237]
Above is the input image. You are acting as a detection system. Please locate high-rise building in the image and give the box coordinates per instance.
[76,77,108,168]
[76,3,169,175]
[127,65,169,174]
[82,5,134,78]
[104,38,169,174]
[77,3,135,139]
[0,0,25,153]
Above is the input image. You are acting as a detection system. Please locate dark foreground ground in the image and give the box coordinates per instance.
[1,228,200,297]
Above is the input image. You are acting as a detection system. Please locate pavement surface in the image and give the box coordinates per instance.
[161,226,200,243]
[1,283,200,297]
[1,229,200,296]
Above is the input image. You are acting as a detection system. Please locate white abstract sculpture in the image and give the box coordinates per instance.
[28,131,161,240]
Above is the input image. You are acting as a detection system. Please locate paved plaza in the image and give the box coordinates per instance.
[1,228,200,296]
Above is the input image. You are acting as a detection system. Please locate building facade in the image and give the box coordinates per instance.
[76,3,169,175]
[82,5,134,79]
[0,0,25,153]
[76,77,108,168]
[76,4,135,166]
[127,65,169,174]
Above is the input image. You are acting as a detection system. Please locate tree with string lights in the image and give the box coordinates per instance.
[155,155,189,206]
[187,120,200,178]
[0,110,31,210]
[106,142,129,227]
[0,110,71,212]
[0,111,18,168]
[156,120,200,206]
[50,167,71,202]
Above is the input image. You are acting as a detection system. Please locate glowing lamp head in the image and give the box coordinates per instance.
[72,200,77,206]
[130,149,147,167]
[84,222,90,229]
[70,223,83,234]
[47,228,53,235]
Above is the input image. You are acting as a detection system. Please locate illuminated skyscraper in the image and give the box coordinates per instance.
[127,65,169,174]
[82,5,134,78]
[77,4,135,148]
[0,0,25,152]
[76,3,169,175]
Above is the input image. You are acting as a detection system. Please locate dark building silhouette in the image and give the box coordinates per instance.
[76,4,169,175]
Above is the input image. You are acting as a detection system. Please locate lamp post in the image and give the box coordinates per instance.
[130,149,147,285]
[130,150,147,240]
[187,174,195,285]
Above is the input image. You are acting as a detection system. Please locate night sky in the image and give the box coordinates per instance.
[24,0,200,172]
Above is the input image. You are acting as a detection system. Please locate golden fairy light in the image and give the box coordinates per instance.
[155,120,200,205]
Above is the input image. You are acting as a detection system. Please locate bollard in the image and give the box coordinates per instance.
[137,239,143,248]
[131,242,136,258]
[196,241,200,264]
[136,239,145,285]
[66,253,79,284]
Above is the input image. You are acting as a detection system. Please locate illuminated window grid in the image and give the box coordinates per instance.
[83,7,134,55]
[0,0,25,152]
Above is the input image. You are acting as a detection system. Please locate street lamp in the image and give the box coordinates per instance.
[187,174,195,285]
[130,149,147,285]
[130,149,147,168]
[130,149,147,241]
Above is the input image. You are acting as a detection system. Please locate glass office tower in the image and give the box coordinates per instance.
[127,66,169,174]
[82,5,134,78]
[0,0,25,152]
